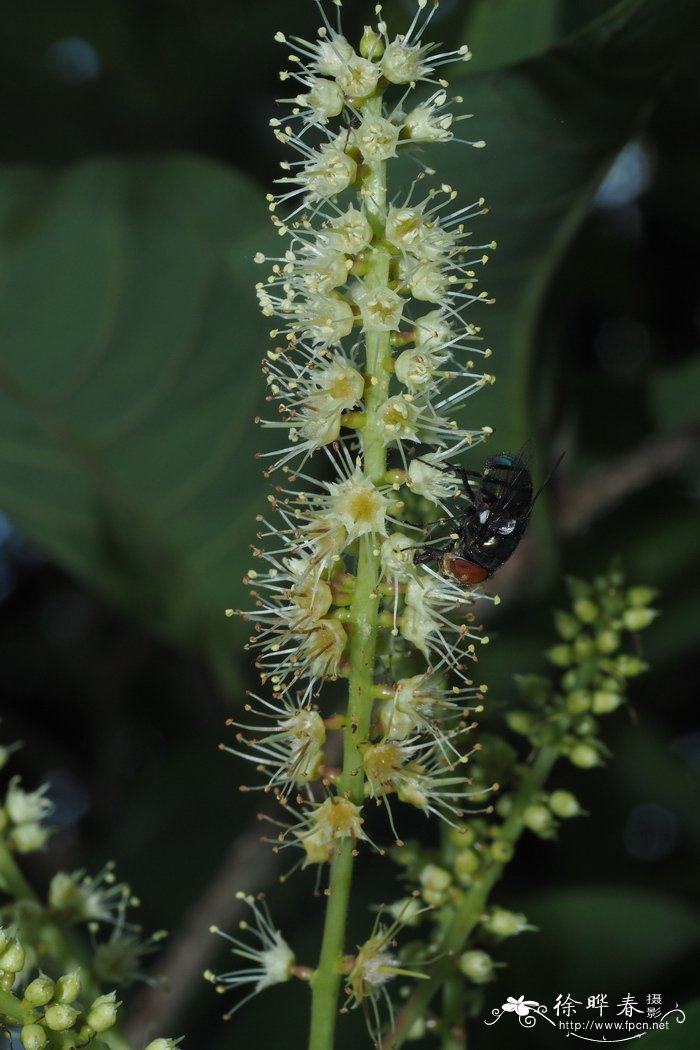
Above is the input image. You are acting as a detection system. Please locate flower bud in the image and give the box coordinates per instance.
[483,907,530,937]
[419,864,452,905]
[454,848,480,885]
[573,635,596,660]
[523,804,555,837]
[573,598,598,624]
[24,974,55,1006]
[20,1024,48,1050]
[506,710,533,735]
[591,689,622,714]
[490,839,514,864]
[54,970,82,1004]
[568,742,601,769]
[459,949,493,983]
[144,1040,183,1050]
[548,790,582,819]
[87,991,120,1032]
[622,607,657,631]
[547,644,572,667]
[360,25,383,59]
[0,938,26,973]
[565,690,591,714]
[554,610,579,640]
[44,1004,79,1032]
[626,585,657,607]
[615,654,648,677]
[596,629,620,654]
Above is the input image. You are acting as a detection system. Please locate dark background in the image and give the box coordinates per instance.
[1,2,699,1048]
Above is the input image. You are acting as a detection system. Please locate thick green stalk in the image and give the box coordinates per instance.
[308,96,391,1050]
[383,746,559,1048]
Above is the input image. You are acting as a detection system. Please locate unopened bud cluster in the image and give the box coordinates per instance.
[508,567,658,771]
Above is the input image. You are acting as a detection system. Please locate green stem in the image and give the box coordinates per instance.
[382,746,559,1049]
[0,987,33,1026]
[308,95,391,1050]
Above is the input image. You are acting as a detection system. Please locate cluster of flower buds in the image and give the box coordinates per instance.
[0,926,181,1049]
[0,932,119,1050]
[507,566,658,772]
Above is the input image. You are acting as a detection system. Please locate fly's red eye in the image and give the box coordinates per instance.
[443,555,490,584]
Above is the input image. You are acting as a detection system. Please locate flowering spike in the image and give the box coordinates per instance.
[221,1,499,1039]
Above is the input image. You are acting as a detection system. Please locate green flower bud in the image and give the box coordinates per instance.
[591,689,622,714]
[454,848,480,885]
[615,654,648,677]
[622,607,657,631]
[626,585,657,607]
[360,25,383,59]
[573,598,598,624]
[20,1024,48,1050]
[495,795,513,818]
[44,1004,79,1032]
[483,907,530,937]
[572,714,598,737]
[144,1039,184,1050]
[459,949,493,984]
[0,938,26,973]
[569,742,601,769]
[548,790,582,819]
[523,804,555,837]
[554,611,579,640]
[54,970,82,1004]
[490,839,514,864]
[596,629,620,654]
[547,644,572,667]
[87,991,120,1032]
[24,974,55,1006]
[573,636,596,660]
[419,863,451,904]
[505,710,533,735]
[565,690,591,714]
[561,668,587,692]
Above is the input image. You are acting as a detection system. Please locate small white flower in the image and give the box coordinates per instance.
[299,76,345,121]
[207,894,295,1018]
[354,115,400,162]
[353,284,405,332]
[5,776,53,826]
[323,204,373,255]
[337,55,381,99]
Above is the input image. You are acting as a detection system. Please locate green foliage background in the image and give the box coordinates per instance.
[0,1,699,1047]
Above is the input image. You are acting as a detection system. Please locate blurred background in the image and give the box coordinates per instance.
[1,1,699,1047]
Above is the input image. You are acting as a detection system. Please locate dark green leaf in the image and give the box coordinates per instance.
[0,156,274,681]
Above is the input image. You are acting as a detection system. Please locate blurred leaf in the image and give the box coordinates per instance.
[642,1000,700,1050]
[508,884,700,988]
[0,156,274,683]
[460,0,562,74]
[438,0,700,459]
[650,357,700,432]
